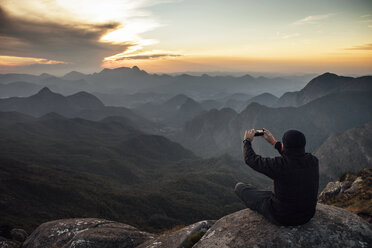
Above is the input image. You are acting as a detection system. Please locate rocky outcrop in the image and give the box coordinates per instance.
[22,218,153,248]
[193,204,372,248]
[20,203,372,248]
[138,220,215,248]
[319,168,372,223]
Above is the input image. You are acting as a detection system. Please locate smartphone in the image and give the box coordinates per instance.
[254,129,264,136]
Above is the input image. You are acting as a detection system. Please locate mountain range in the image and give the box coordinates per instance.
[0,66,309,101]
[134,94,205,127]
[0,69,371,236]
[0,87,156,132]
[169,72,372,158]
[173,90,372,159]
[0,111,270,233]
[277,73,372,107]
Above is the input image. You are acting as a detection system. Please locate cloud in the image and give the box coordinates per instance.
[0,5,128,68]
[292,14,333,25]
[345,43,372,51]
[102,49,181,68]
[0,0,181,73]
[111,53,181,61]
[276,32,300,39]
[0,55,67,66]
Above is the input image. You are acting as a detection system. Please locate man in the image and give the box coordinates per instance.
[235,129,319,226]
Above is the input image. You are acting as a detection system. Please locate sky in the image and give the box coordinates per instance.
[0,0,371,75]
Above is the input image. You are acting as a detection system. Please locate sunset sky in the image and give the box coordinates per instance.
[0,0,371,75]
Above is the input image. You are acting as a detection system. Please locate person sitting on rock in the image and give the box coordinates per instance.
[235,129,319,226]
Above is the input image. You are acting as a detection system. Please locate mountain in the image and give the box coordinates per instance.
[0,113,270,233]
[62,71,88,81]
[277,73,372,107]
[245,92,278,108]
[66,91,104,110]
[134,94,205,126]
[178,98,204,118]
[175,91,372,159]
[315,122,372,185]
[165,94,193,107]
[0,87,155,131]
[178,107,239,158]
[0,87,75,117]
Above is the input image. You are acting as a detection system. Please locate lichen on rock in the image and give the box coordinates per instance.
[21,218,153,248]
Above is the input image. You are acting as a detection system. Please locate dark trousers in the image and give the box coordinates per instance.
[234,182,280,225]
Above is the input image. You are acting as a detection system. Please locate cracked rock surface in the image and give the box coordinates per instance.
[193,204,372,248]
[22,218,154,248]
[137,220,215,248]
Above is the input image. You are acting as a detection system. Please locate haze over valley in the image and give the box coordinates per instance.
[0,66,371,234]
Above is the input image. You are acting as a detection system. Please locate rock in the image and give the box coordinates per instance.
[193,204,372,248]
[344,176,363,194]
[318,181,352,202]
[22,218,154,248]
[10,229,27,243]
[318,168,372,223]
[0,240,21,248]
[137,220,215,248]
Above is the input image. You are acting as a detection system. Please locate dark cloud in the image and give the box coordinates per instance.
[113,54,181,61]
[0,6,131,71]
[345,43,372,50]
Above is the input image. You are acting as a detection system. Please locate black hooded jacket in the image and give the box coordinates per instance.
[243,140,319,226]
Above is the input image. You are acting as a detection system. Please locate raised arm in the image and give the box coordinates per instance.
[243,129,282,179]
[263,129,283,155]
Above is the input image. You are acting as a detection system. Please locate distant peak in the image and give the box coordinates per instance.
[39,73,54,78]
[39,112,65,120]
[255,92,277,98]
[317,72,339,79]
[64,71,85,76]
[240,74,254,80]
[132,65,140,71]
[179,73,192,78]
[38,87,53,94]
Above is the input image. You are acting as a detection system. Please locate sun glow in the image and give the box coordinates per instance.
[0,0,371,74]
